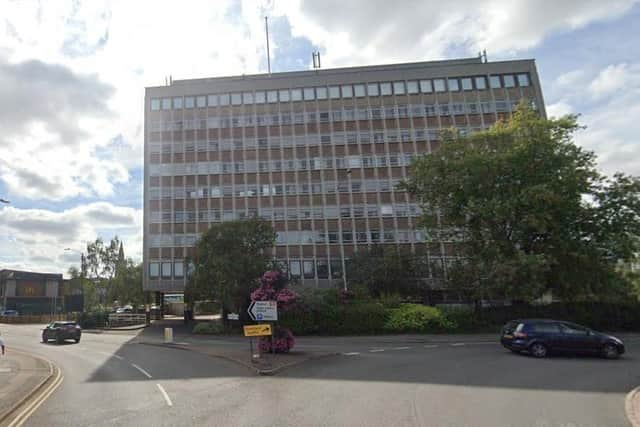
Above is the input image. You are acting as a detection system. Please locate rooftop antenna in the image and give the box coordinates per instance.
[312,51,321,69]
[265,16,271,74]
[482,49,487,63]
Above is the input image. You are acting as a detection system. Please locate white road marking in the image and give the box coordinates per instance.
[392,346,412,350]
[7,365,64,427]
[156,383,173,407]
[343,352,360,356]
[424,344,439,349]
[450,343,465,347]
[131,363,153,379]
[369,349,385,353]
[113,354,124,360]
[0,368,12,373]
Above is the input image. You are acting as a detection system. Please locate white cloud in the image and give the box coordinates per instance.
[0,202,141,275]
[588,63,640,100]
[546,101,573,118]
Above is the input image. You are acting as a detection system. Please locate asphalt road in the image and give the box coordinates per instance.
[2,323,638,427]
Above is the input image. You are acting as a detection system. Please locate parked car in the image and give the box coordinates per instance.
[1,310,19,316]
[115,305,133,314]
[501,319,625,359]
[42,321,82,344]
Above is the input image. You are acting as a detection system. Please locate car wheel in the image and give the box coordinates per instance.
[42,334,47,343]
[602,343,620,359]
[529,342,548,358]
[74,337,80,343]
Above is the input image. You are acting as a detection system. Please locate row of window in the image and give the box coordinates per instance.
[148,228,427,248]
[150,73,531,110]
[148,179,404,200]
[149,203,422,223]
[148,154,417,177]
[149,124,487,154]
[148,100,524,131]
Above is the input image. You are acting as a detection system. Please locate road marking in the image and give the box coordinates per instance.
[113,354,124,360]
[369,349,385,353]
[392,346,412,350]
[450,343,465,347]
[156,383,173,407]
[131,363,153,379]
[424,344,439,349]
[7,365,64,427]
[0,367,12,373]
[343,352,360,356]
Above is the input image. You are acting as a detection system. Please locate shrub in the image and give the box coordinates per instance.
[192,321,226,335]
[384,304,455,333]
[77,311,109,329]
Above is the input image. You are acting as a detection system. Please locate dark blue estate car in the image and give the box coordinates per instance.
[501,319,625,359]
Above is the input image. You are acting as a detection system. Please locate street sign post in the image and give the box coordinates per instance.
[243,324,272,337]
[247,301,278,321]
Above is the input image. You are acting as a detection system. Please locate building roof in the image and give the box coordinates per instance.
[0,269,63,281]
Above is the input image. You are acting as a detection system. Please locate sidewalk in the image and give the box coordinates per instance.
[0,350,53,423]
[627,387,640,427]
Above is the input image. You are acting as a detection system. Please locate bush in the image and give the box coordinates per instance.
[77,311,109,329]
[192,322,226,335]
[195,301,220,315]
[384,304,455,333]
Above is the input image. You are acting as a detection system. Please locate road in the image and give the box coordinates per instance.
[2,323,638,426]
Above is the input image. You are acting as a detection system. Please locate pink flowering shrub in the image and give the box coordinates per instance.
[251,270,299,353]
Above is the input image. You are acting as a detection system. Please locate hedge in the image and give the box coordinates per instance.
[384,304,454,333]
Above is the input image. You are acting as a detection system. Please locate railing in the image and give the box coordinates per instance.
[107,313,147,327]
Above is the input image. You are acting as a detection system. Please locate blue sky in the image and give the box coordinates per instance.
[0,0,639,275]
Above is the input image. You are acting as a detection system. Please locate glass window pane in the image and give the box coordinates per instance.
[341,85,353,98]
[290,260,301,278]
[490,75,501,89]
[393,81,405,95]
[231,93,242,105]
[316,87,327,99]
[303,87,315,100]
[461,78,473,90]
[329,86,340,99]
[161,262,172,278]
[367,83,379,96]
[255,91,266,104]
[354,84,366,97]
[303,260,315,278]
[407,81,419,94]
[267,90,278,103]
[475,76,487,90]
[447,79,459,91]
[161,98,171,110]
[503,75,515,88]
[517,73,530,87]
[317,259,329,279]
[219,93,230,105]
[184,97,195,108]
[196,96,206,107]
[420,79,432,93]
[243,92,254,104]
[380,82,392,96]
[150,99,160,110]
[433,79,446,92]
[173,97,183,109]
[330,259,343,278]
[291,88,302,101]
[279,89,290,102]
[207,94,218,107]
[149,262,159,278]
[174,261,184,278]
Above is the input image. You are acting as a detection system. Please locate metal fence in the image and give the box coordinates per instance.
[107,313,147,327]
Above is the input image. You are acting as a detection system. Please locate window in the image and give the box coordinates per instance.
[316,259,329,279]
[532,323,561,333]
[475,76,487,90]
[174,261,184,278]
[490,75,501,89]
[173,97,183,109]
[560,323,589,335]
[341,85,353,98]
[290,260,301,278]
[303,87,315,100]
[393,81,405,95]
[433,79,446,92]
[448,78,460,91]
[254,91,266,104]
[161,262,172,278]
[517,73,530,87]
[330,259,343,278]
[161,98,171,110]
[150,99,160,110]
[230,93,241,105]
[420,79,433,93]
[219,93,230,105]
[381,205,393,216]
[196,96,206,108]
[461,78,473,91]
[181,97,193,109]
[367,83,379,96]
[267,90,278,103]
[329,86,340,99]
[208,94,218,106]
[149,262,160,278]
[279,89,290,102]
[342,230,353,243]
[407,81,419,94]
[316,87,328,99]
[503,75,515,88]
[291,88,302,101]
[354,84,366,97]
[380,82,392,96]
[303,260,315,278]
[242,92,254,104]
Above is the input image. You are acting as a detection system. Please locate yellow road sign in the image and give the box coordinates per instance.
[243,324,272,337]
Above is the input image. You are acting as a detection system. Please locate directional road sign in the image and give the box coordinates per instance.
[247,300,278,321]
[243,324,272,337]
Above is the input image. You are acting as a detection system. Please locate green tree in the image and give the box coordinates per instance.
[108,259,144,307]
[403,103,640,303]
[186,218,276,322]
[67,266,99,311]
[346,245,419,297]
[84,236,123,307]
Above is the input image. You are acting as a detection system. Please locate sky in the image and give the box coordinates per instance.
[0,0,639,276]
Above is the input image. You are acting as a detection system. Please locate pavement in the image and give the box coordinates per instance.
[1,321,639,426]
[0,348,53,424]
[628,386,640,427]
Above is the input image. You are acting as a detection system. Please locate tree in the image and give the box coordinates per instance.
[403,103,640,303]
[186,218,276,322]
[346,246,419,297]
[108,260,144,307]
[84,236,123,307]
[68,266,98,311]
